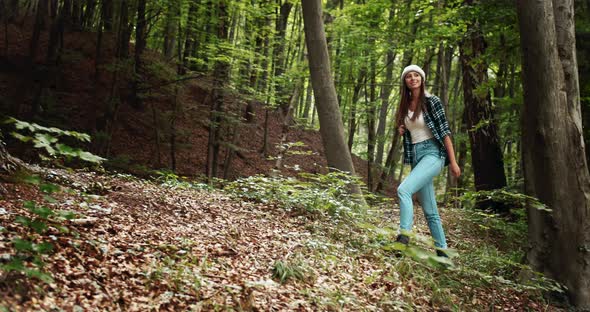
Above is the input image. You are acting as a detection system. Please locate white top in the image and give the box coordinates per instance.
[405,110,434,144]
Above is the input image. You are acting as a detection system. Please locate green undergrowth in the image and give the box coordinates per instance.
[224,171,373,220]
[220,172,564,309]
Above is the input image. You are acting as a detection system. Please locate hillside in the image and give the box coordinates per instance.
[0,21,383,191]
[0,166,561,310]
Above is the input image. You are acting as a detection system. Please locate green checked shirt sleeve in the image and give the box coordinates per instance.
[426,95,452,140]
[401,95,452,166]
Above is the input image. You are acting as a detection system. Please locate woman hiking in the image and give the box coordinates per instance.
[394,64,461,257]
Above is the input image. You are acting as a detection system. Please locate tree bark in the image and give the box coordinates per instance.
[518,0,590,308]
[375,6,397,166]
[206,0,230,180]
[132,0,147,110]
[101,0,113,31]
[375,133,401,193]
[460,1,507,213]
[182,0,200,73]
[366,55,377,191]
[274,0,294,116]
[347,71,365,151]
[29,0,47,61]
[82,0,97,30]
[72,0,82,30]
[301,0,363,197]
[163,0,180,60]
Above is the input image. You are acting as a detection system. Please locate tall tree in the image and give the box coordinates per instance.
[206,0,230,180]
[163,0,180,60]
[29,0,48,61]
[301,0,363,197]
[273,0,294,116]
[375,6,397,166]
[517,0,590,308]
[460,0,507,213]
[132,0,147,110]
[181,0,200,73]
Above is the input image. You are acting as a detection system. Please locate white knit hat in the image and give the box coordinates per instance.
[401,64,426,84]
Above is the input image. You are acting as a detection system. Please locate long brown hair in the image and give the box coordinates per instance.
[394,81,426,130]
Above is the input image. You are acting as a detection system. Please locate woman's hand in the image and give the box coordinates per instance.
[450,162,461,178]
[398,125,406,136]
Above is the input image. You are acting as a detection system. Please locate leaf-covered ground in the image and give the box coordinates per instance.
[0,167,564,311]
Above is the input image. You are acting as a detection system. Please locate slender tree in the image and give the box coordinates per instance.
[30,0,48,61]
[132,0,147,110]
[206,0,230,180]
[460,0,507,213]
[301,0,363,197]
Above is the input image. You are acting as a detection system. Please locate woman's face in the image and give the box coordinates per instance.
[404,71,422,91]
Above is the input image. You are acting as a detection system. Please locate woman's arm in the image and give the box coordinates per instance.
[443,135,461,177]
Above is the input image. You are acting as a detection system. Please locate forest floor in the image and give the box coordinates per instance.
[0,165,564,311]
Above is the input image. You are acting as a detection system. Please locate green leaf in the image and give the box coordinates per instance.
[30,206,54,219]
[40,183,60,194]
[531,202,552,212]
[54,224,70,234]
[13,238,34,252]
[15,216,32,226]
[22,175,42,185]
[10,132,32,142]
[77,150,106,163]
[33,242,53,253]
[23,200,36,209]
[0,257,25,271]
[24,268,54,283]
[44,195,58,203]
[30,219,49,234]
[33,133,59,155]
[58,210,76,220]
[55,143,76,156]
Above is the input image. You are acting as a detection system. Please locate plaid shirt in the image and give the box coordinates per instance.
[402,95,452,166]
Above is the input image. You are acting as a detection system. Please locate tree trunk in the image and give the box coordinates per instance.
[375,133,401,193]
[72,0,82,30]
[274,0,293,116]
[347,71,365,151]
[94,5,103,80]
[576,2,590,173]
[46,1,65,65]
[102,0,112,31]
[517,0,590,308]
[133,0,147,110]
[375,8,396,166]
[116,0,130,59]
[150,102,162,167]
[30,0,47,61]
[182,0,200,73]
[163,0,179,60]
[206,0,230,180]
[82,0,97,30]
[366,55,377,191]
[301,0,363,198]
[460,1,507,213]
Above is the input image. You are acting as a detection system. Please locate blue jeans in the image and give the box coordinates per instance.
[397,139,447,249]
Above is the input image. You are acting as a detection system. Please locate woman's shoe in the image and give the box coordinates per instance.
[395,234,410,245]
[436,249,448,258]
